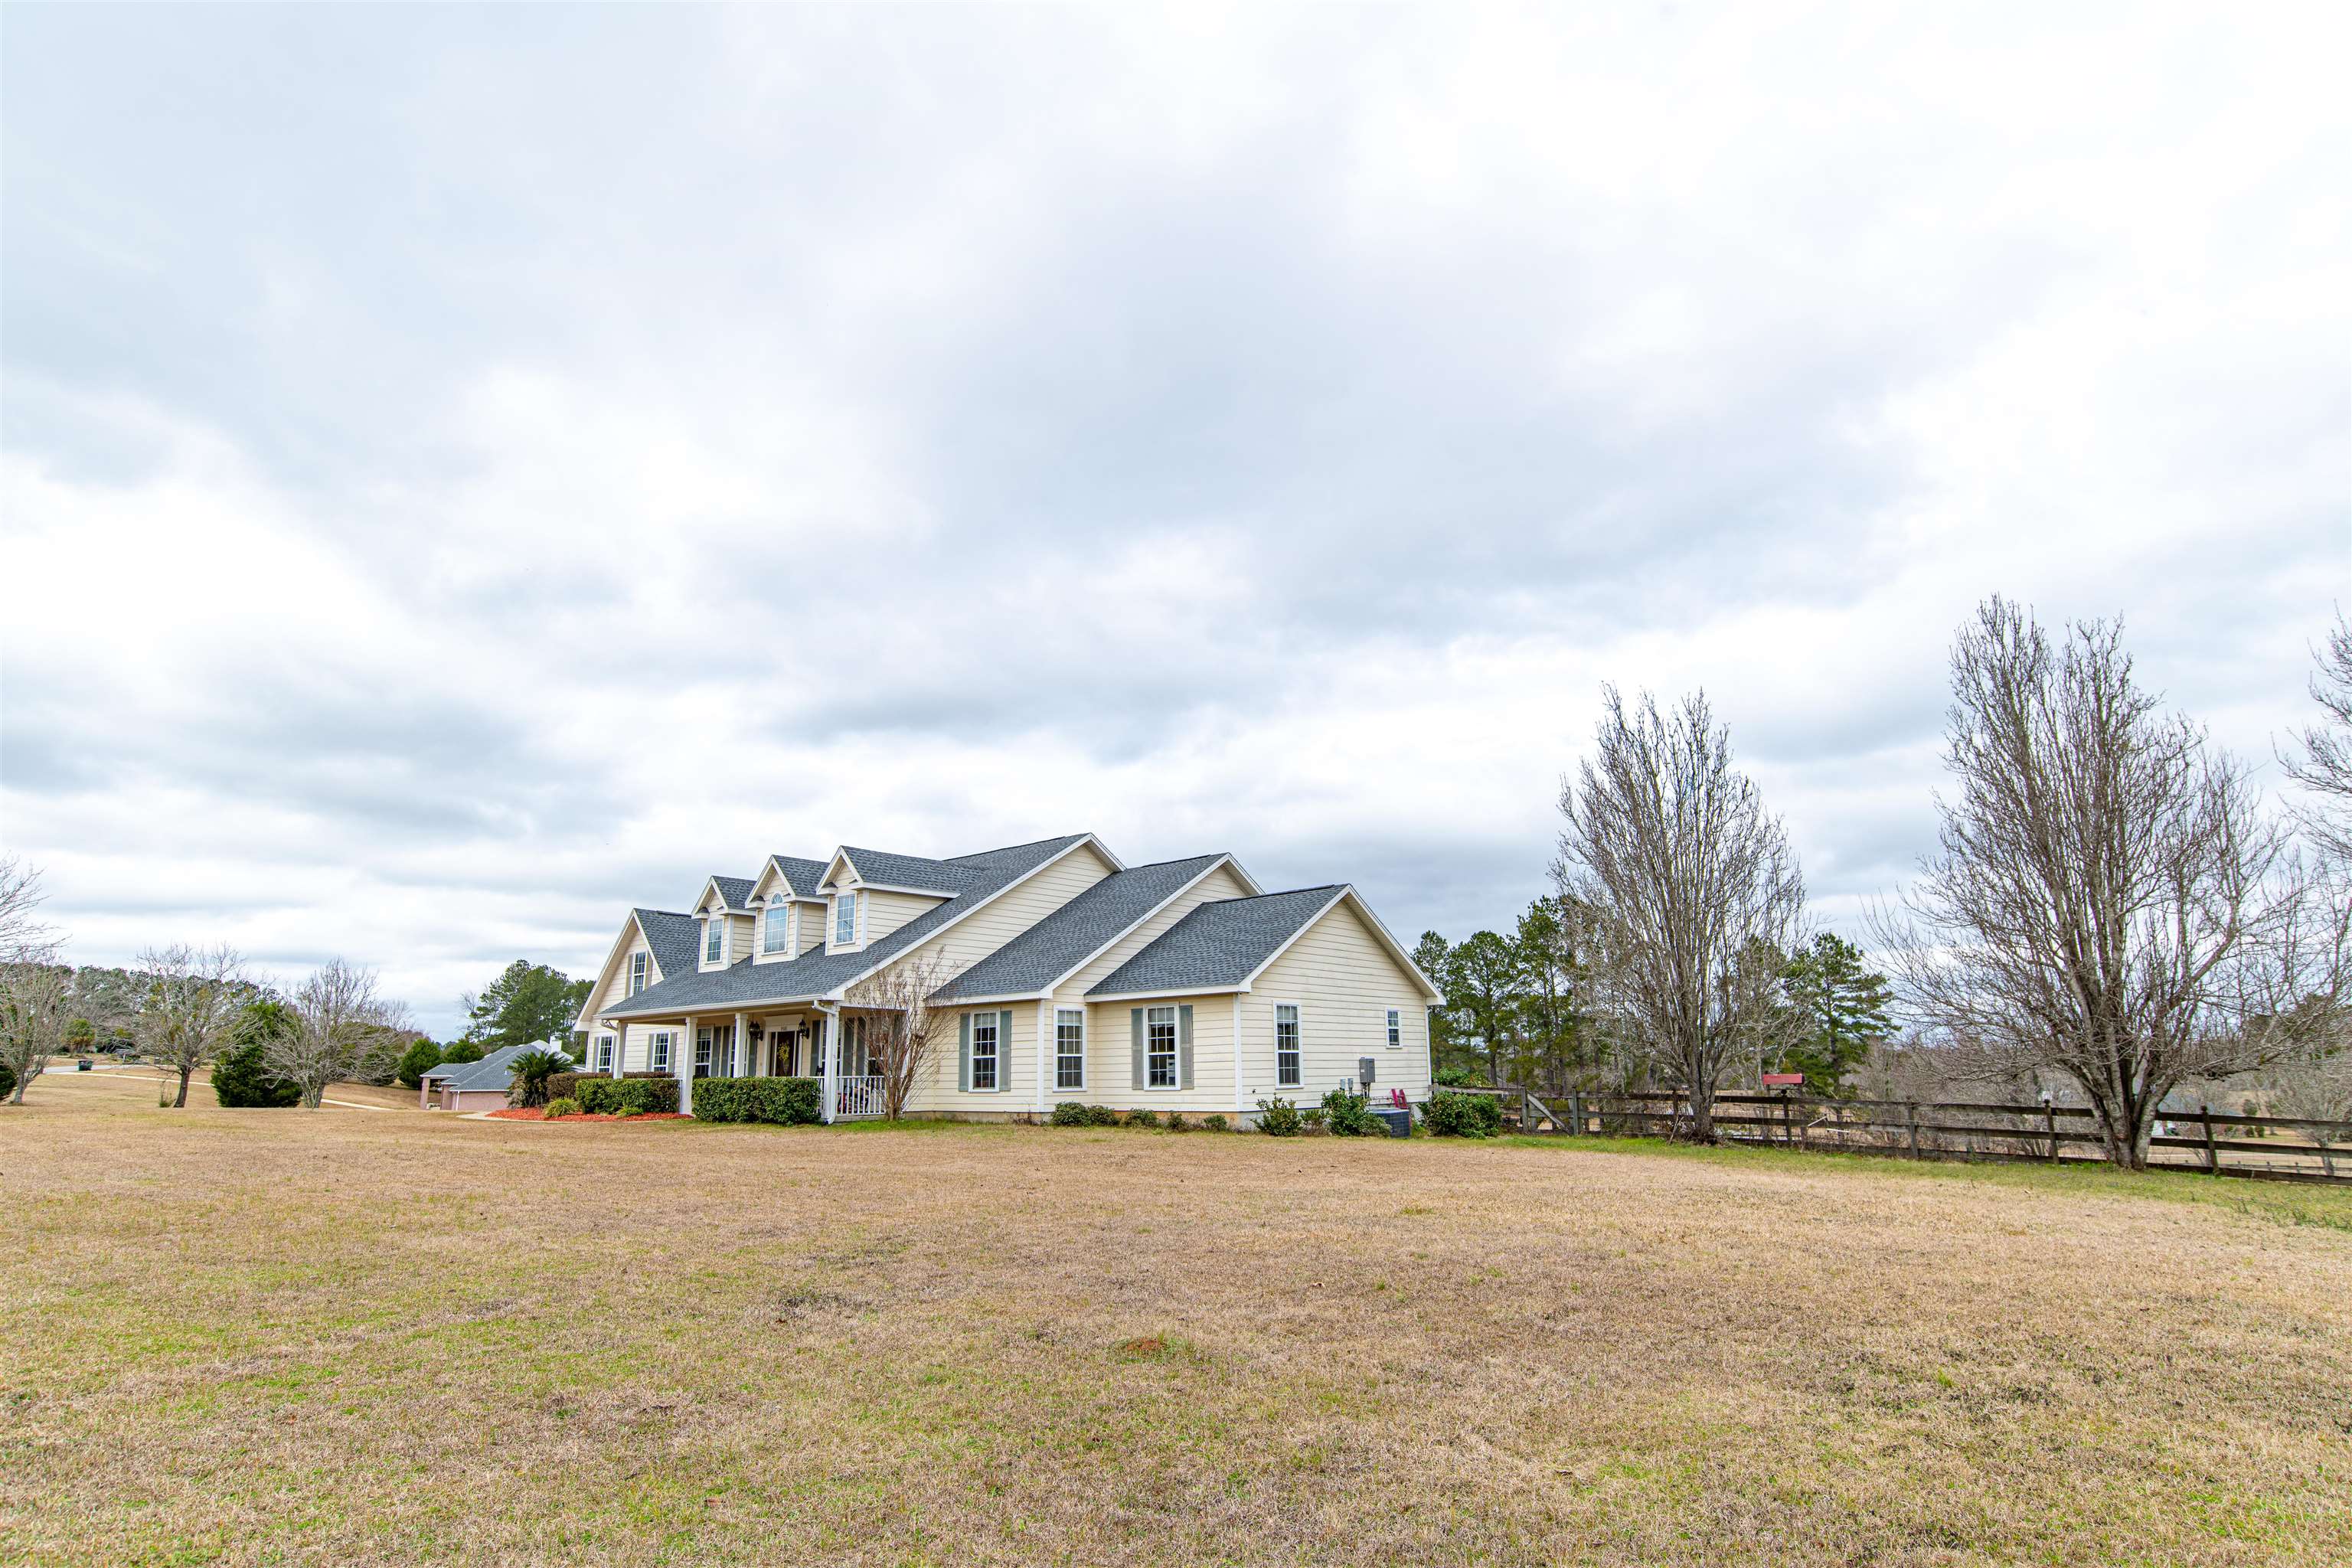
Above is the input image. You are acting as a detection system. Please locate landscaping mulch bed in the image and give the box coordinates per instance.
[484,1108,691,1122]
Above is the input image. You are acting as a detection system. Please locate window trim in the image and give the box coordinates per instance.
[595,1034,615,1071]
[1274,1002,1302,1089]
[694,1028,712,1077]
[834,890,861,949]
[1386,1008,1402,1050]
[970,1010,1001,1093]
[629,952,648,996]
[1054,1007,1086,1093]
[1145,1004,1179,1091]
[650,1031,673,1073]
[762,898,792,956]
[704,917,724,965]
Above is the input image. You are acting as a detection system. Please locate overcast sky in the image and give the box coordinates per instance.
[4,5,2346,1037]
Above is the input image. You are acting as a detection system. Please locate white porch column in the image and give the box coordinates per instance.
[610,1021,625,1080]
[676,1016,694,1115]
[734,1011,750,1077]
[819,1006,839,1123]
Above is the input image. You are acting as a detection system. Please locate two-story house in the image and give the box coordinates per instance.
[572,832,1438,1122]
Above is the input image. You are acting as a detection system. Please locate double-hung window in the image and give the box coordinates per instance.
[1054,1008,1085,1091]
[835,892,859,946]
[694,1029,712,1077]
[629,953,648,995]
[1276,1004,1301,1087]
[1387,1008,1402,1049]
[969,1012,999,1091]
[595,1034,615,1071]
[763,900,791,954]
[1145,1005,1178,1089]
[705,919,724,963]
[650,1031,672,1073]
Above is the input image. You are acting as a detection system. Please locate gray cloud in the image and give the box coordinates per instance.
[5,5,2345,1034]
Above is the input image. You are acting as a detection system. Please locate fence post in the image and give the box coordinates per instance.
[1570,1089,1584,1138]
[1906,1102,1921,1160]
[1521,1089,1533,1135]
[2201,1104,2220,1174]
[2045,1102,2060,1164]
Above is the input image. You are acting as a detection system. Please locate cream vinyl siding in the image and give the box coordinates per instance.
[902,1004,1040,1111]
[1236,900,1432,1106]
[862,889,946,942]
[618,1020,686,1074]
[1058,862,1256,997]
[728,913,753,962]
[889,841,1119,982]
[586,926,658,1018]
[1073,994,1236,1112]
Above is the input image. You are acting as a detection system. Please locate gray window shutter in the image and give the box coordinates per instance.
[959,1013,972,1093]
[1130,1008,1145,1091]
[998,1011,1014,1092]
[1178,1004,1194,1089]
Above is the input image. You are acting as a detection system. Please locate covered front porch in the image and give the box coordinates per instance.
[599,1006,890,1121]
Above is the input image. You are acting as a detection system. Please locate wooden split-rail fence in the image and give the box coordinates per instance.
[1446,1086,2352,1184]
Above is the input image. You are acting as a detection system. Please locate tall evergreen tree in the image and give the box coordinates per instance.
[1776,933,1894,1096]
[462,961,593,1052]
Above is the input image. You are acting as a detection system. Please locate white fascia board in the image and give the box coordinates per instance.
[1236,886,1444,1001]
[1082,983,1250,1001]
[1035,853,1240,995]
[1235,889,1355,988]
[573,911,653,1031]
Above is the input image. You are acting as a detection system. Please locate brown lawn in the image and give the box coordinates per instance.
[4,1079,2349,1566]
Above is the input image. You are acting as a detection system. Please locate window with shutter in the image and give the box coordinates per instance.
[969,1011,999,1091]
[1145,1006,1178,1089]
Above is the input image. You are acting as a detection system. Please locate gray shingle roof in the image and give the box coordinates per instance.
[593,835,1093,1020]
[635,909,700,982]
[767,855,831,900]
[1085,887,1347,997]
[708,875,756,910]
[422,1042,552,1093]
[832,847,989,894]
[931,854,1230,1001]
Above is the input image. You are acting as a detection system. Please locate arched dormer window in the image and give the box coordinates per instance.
[762,896,793,956]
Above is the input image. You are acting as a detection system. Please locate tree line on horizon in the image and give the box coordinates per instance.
[0,902,596,1109]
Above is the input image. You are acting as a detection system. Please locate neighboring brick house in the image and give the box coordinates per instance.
[574,833,1438,1124]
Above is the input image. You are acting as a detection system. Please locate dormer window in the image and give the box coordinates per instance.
[704,918,724,963]
[629,953,648,995]
[762,898,792,955]
[835,890,861,946]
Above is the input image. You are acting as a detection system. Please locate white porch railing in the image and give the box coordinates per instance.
[835,1074,887,1119]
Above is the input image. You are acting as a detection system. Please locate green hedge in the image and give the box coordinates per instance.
[1420,1089,1501,1138]
[576,1076,680,1116]
[692,1076,822,1125]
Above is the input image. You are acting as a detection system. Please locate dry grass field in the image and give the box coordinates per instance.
[5,1072,2350,1566]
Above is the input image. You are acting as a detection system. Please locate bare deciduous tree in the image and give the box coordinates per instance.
[0,857,67,1105]
[1553,687,1809,1142]
[1876,598,2349,1169]
[0,856,60,969]
[270,959,410,1109]
[136,942,250,1109]
[2,962,72,1105]
[2282,612,2352,865]
[844,949,955,1121]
